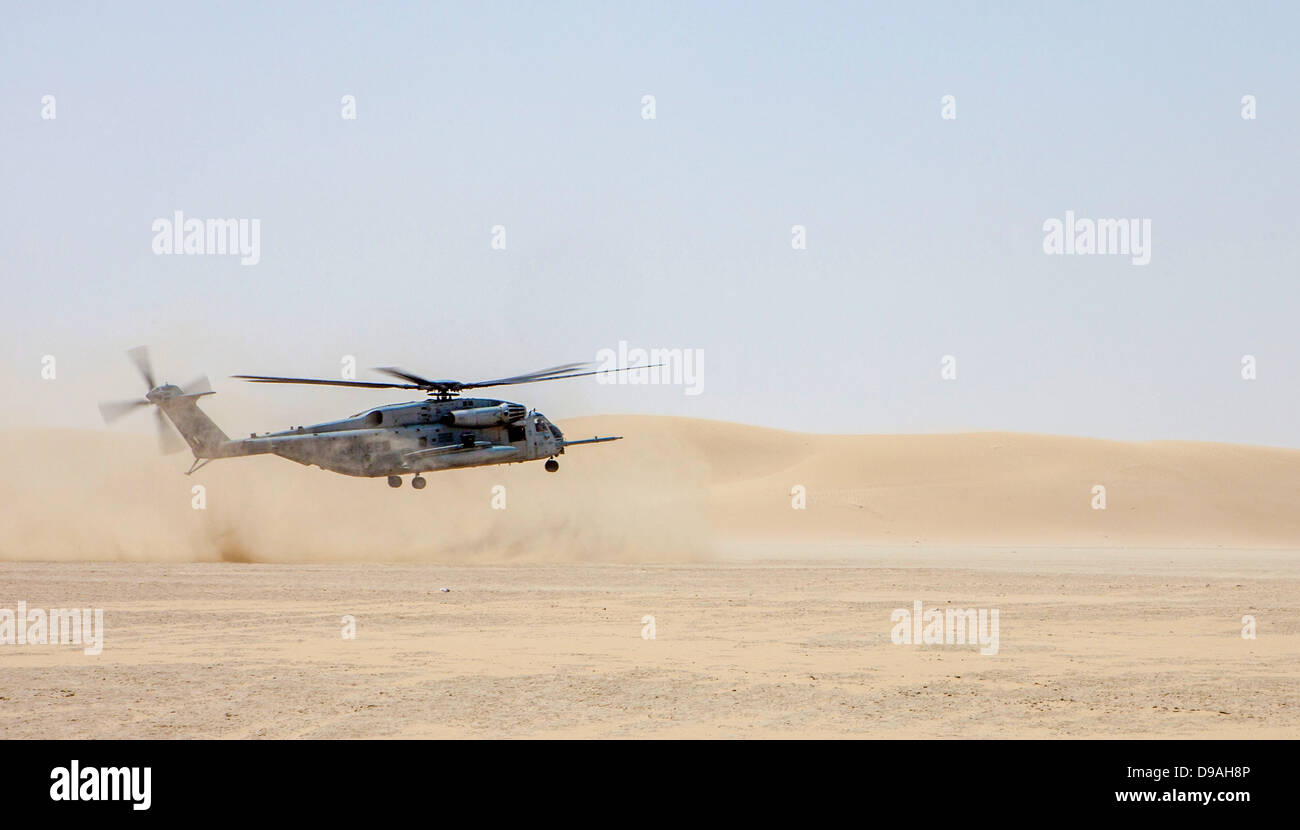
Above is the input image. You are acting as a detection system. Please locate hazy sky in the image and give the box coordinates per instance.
[4,2,1298,445]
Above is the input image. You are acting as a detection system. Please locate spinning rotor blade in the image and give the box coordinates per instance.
[371,363,591,392]
[127,345,157,389]
[102,346,212,457]
[154,408,186,455]
[372,367,445,388]
[98,398,150,424]
[231,375,423,390]
[459,362,592,389]
[236,361,666,395]
[461,362,664,390]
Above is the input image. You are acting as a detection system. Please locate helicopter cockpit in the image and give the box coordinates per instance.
[531,412,564,442]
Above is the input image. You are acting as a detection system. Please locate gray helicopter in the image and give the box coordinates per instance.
[99,347,639,489]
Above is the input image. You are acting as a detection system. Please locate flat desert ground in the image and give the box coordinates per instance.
[1,416,1297,738]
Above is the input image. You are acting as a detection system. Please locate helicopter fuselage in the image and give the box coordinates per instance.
[202,397,565,477]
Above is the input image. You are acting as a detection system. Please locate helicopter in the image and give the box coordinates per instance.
[98,347,646,489]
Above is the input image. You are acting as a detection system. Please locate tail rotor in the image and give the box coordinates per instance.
[98,346,200,455]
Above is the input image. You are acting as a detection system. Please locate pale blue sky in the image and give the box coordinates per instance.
[3,2,1298,444]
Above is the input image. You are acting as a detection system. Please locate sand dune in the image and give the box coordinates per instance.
[2,416,1299,563]
[592,417,1300,548]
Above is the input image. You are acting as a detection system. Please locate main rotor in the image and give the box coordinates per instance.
[232,361,654,401]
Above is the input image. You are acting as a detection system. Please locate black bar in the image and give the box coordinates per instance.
[9,739,1289,818]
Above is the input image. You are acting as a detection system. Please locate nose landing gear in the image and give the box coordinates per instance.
[544,458,559,473]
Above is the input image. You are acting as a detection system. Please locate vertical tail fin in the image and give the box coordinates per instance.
[158,395,229,458]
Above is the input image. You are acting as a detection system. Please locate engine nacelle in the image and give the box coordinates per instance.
[439,403,526,428]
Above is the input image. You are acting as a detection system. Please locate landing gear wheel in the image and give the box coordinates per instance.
[411,475,427,490]
[388,475,402,488]
[545,459,559,473]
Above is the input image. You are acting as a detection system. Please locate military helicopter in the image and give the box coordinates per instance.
[99,347,644,489]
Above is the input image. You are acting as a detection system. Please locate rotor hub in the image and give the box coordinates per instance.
[146,384,182,403]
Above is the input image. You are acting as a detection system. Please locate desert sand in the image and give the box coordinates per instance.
[0,416,1297,737]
